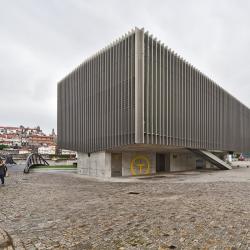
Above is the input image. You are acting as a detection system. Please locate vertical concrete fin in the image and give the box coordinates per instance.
[135,27,144,143]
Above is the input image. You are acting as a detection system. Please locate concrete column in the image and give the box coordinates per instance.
[135,27,144,143]
[77,151,111,177]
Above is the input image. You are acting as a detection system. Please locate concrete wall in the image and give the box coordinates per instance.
[77,150,214,178]
[58,28,250,154]
[206,161,216,169]
[121,152,156,176]
[77,151,111,177]
[170,152,198,172]
[78,151,156,177]
[121,151,210,175]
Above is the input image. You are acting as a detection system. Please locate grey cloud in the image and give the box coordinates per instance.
[0,0,250,133]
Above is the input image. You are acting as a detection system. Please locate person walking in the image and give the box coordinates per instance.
[0,159,6,185]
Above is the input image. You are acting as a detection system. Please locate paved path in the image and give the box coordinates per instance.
[0,168,249,249]
[7,164,25,172]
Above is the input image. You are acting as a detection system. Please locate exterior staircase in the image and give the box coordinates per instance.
[188,148,232,170]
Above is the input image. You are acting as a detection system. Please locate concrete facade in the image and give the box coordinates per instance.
[58,27,250,154]
[121,151,156,176]
[170,152,198,172]
[77,150,203,177]
[77,152,111,177]
[58,27,250,177]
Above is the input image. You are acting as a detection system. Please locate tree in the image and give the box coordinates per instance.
[0,144,9,150]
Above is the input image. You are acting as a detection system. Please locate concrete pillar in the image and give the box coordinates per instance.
[77,151,111,177]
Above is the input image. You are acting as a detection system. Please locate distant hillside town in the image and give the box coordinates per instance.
[0,125,75,156]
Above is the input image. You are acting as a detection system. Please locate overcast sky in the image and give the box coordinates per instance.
[1,0,250,134]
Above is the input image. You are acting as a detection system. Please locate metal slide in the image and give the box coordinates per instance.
[188,149,232,170]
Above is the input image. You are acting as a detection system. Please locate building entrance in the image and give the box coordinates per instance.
[156,154,165,172]
[156,153,170,172]
[111,153,122,177]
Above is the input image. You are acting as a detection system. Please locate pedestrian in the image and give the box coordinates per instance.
[0,159,7,185]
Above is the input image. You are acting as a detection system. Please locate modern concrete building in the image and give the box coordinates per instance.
[57,27,250,177]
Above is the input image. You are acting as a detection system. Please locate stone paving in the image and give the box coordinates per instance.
[0,227,14,249]
[0,167,250,249]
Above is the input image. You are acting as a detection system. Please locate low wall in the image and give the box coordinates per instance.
[231,160,250,168]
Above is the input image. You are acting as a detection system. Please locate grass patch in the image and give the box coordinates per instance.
[31,164,77,169]
[48,165,77,168]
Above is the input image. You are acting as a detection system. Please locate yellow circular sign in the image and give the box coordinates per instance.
[130,155,150,176]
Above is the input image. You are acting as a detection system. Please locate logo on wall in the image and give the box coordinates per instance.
[130,155,150,175]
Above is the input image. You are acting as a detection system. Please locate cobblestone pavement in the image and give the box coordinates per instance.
[0,227,14,249]
[0,167,250,250]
